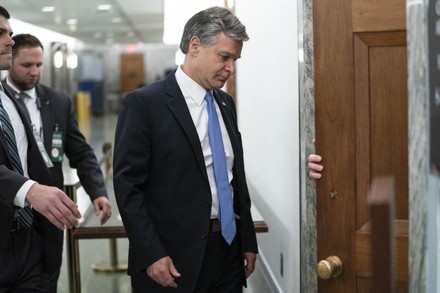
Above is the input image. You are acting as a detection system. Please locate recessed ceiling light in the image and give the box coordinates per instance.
[97,4,112,11]
[42,6,55,12]
[111,17,122,23]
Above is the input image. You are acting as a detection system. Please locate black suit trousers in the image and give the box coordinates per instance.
[0,228,44,292]
[132,231,243,293]
[194,231,243,293]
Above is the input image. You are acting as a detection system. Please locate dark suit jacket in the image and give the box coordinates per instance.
[113,72,258,292]
[36,83,107,196]
[0,83,53,265]
[34,83,108,274]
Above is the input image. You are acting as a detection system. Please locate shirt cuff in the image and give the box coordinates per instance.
[14,180,37,207]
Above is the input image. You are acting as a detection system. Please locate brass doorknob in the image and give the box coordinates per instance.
[317,256,343,280]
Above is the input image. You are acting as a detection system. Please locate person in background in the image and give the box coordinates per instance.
[5,33,112,293]
[113,6,258,293]
[0,6,81,292]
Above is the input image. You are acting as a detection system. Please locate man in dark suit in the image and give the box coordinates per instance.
[113,6,258,293]
[0,6,81,292]
[5,33,112,293]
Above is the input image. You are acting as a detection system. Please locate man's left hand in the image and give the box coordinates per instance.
[244,252,257,278]
[93,196,112,225]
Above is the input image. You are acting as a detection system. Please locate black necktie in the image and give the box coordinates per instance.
[0,85,34,228]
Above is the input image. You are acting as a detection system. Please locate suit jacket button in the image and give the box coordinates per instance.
[201,234,207,240]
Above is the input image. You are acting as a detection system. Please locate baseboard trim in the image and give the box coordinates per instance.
[251,248,283,293]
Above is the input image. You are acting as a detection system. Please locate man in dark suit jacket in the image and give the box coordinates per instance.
[113,6,257,293]
[5,33,112,293]
[0,6,81,292]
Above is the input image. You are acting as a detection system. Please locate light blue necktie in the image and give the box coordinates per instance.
[205,90,236,245]
[0,86,34,229]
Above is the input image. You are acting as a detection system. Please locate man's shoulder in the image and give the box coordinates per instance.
[36,83,71,105]
[126,74,177,101]
[215,89,235,106]
[36,83,64,96]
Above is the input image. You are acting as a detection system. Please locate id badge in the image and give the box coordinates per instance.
[32,125,53,168]
[50,130,63,163]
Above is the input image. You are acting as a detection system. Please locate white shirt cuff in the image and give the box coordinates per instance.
[14,180,37,207]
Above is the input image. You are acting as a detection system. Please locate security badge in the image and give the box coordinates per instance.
[32,124,53,168]
[50,124,63,163]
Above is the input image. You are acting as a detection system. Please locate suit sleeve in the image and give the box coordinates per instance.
[0,165,28,205]
[221,92,258,254]
[113,92,168,272]
[63,96,107,200]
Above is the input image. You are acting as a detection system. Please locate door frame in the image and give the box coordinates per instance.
[299,0,430,292]
[298,0,318,291]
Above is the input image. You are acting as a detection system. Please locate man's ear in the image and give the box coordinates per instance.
[188,36,201,55]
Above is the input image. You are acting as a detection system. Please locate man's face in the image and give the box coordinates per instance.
[0,15,14,70]
[9,46,44,91]
[191,32,243,90]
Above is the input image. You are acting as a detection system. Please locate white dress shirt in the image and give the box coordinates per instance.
[175,66,235,218]
[0,83,35,207]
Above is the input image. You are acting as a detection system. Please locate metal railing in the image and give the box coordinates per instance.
[64,142,121,293]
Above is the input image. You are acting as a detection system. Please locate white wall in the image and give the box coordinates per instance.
[235,1,300,292]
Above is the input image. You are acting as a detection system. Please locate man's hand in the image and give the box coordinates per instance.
[146,256,181,288]
[244,252,257,278]
[307,154,324,180]
[26,183,81,229]
[92,196,112,225]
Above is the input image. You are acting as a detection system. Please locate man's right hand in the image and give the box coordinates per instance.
[26,183,81,229]
[146,256,181,288]
[307,154,324,180]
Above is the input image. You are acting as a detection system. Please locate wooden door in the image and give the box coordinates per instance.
[313,0,408,291]
[120,53,145,93]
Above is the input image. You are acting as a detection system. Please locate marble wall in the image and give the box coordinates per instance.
[407,0,430,292]
[299,0,317,291]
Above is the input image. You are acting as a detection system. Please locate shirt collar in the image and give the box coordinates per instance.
[5,78,37,100]
[175,66,207,106]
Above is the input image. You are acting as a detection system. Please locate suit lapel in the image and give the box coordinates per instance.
[165,75,208,179]
[0,90,13,166]
[1,81,31,125]
[213,90,240,155]
[36,85,54,150]
[1,83,40,167]
[2,83,33,136]
[0,82,29,168]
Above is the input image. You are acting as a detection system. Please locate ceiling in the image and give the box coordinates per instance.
[2,0,164,45]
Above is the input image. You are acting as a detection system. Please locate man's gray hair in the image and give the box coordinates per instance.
[180,6,249,54]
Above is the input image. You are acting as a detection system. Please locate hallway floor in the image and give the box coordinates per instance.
[55,113,272,293]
